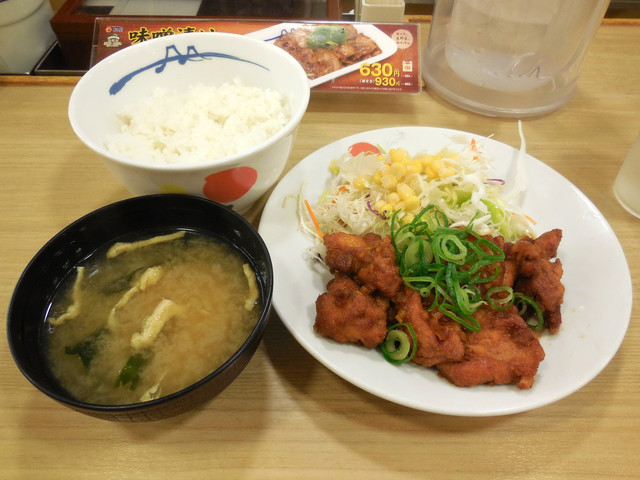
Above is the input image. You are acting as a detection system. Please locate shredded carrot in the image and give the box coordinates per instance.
[513,212,537,225]
[470,138,480,161]
[305,200,324,238]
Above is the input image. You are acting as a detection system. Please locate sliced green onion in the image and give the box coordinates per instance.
[403,236,434,269]
[380,323,418,365]
[390,206,544,333]
[481,199,506,226]
[384,330,410,360]
[486,286,514,310]
[515,293,545,332]
[439,303,481,332]
[393,229,415,252]
[434,233,468,264]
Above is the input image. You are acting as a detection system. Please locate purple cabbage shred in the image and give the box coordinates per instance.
[366,200,388,220]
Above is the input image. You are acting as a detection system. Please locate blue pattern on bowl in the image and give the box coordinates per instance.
[109,44,269,95]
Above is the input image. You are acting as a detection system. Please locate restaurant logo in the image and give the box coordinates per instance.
[104,34,123,48]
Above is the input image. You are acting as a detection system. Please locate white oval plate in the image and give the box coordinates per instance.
[258,127,632,416]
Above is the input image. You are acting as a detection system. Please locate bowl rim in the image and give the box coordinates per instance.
[68,31,311,173]
[7,194,274,415]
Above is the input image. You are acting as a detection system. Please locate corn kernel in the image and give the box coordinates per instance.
[383,203,393,213]
[390,162,406,179]
[424,166,436,178]
[397,182,414,201]
[406,160,422,175]
[401,213,415,225]
[373,170,383,185]
[387,192,400,204]
[395,201,406,211]
[440,167,456,178]
[353,175,369,190]
[404,195,421,212]
[373,200,387,212]
[381,174,398,190]
[424,155,446,178]
[390,148,410,164]
[414,153,433,165]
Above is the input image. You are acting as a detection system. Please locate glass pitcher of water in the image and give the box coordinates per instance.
[422,0,610,117]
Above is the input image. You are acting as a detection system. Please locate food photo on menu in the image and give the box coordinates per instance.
[273,24,383,79]
[91,18,420,93]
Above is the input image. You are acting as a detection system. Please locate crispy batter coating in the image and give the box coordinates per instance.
[315,273,388,349]
[436,306,545,389]
[323,232,403,298]
[506,229,565,333]
[392,285,465,367]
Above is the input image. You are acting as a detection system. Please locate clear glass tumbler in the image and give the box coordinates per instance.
[614,133,640,219]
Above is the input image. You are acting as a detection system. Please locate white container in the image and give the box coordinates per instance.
[614,133,640,219]
[68,32,310,213]
[0,0,56,74]
[422,0,610,117]
[356,0,405,23]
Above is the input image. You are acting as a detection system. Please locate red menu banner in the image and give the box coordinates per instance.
[92,18,421,94]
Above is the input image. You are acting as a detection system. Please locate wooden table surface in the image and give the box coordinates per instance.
[1,19,639,480]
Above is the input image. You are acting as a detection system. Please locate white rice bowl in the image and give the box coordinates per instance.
[68,32,310,213]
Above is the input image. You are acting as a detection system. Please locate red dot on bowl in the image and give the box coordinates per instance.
[203,167,258,203]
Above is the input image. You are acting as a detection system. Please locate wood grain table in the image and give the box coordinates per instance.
[1,19,639,480]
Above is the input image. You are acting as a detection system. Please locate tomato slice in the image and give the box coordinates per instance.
[348,142,380,156]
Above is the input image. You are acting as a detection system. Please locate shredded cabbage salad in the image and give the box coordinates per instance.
[300,125,534,245]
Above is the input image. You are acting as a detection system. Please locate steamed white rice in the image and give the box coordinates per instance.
[106,80,291,164]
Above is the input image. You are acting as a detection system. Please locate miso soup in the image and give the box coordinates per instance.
[43,230,261,405]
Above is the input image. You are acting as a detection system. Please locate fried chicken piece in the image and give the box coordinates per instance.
[436,306,545,389]
[392,286,465,366]
[506,229,564,333]
[324,232,403,298]
[315,273,389,349]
